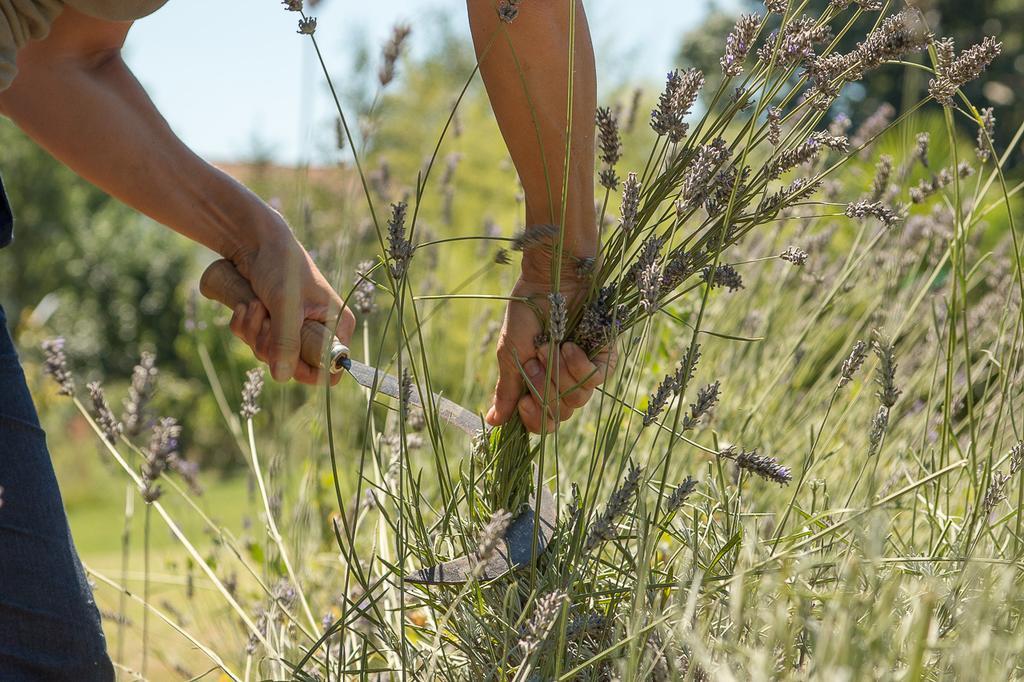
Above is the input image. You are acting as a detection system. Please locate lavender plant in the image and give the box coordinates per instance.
[32,2,1024,680]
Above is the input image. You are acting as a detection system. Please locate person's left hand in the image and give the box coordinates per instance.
[485,276,617,434]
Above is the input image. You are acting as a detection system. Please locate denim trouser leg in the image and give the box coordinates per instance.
[0,308,115,681]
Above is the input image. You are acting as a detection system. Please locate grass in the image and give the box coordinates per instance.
[21,2,1024,680]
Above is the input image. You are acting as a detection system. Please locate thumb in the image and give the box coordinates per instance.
[486,345,524,426]
[266,285,303,382]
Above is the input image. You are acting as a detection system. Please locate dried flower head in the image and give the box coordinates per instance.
[519,590,568,655]
[651,69,704,142]
[867,405,889,457]
[1010,441,1024,476]
[662,249,694,291]
[632,237,664,314]
[871,329,900,408]
[702,264,744,292]
[387,201,413,278]
[585,463,641,551]
[88,381,123,444]
[766,107,782,146]
[976,107,996,162]
[780,246,808,266]
[757,14,827,65]
[141,417,181,502]
[764,0,786,13]
[297,17,317,35]
[929,36,1002,106]
[777,132,847,179]
[643,375,676,427]
[914,132,931,168]
[909,163,972,203]
[241,368,265,420]
[979,442,1024,520]
[854,9,931,76]
[721,13,761,77]
[839,340,868,387]
[596,106,622,168]
[573,286,625,355]
[845,200,900,228]
[683,381,720,431]
[511,224,558,252]
[548,292,567,343]
[681,138,732,211]
[378,23,411,87]
[42,337,75,396]
[619,173,642,234]
[123,352,158,437]
[473,509,512,577]
[981,470,1010,519]
[497,0,520,23]
[672,344,701,396]
[353,260,377,315]
[399,368,412,423]
[666,477,698,513]
[575,256,596,278]
[732,448,792,484]
[599,168,620,190]
[705,163,751,216]
[869,155,893,202]
[596,107,622,187]
[281,0,302,10]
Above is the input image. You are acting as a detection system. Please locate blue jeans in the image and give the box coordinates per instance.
[0,306,115,680]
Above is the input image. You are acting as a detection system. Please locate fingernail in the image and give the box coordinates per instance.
[272,361,293,381]
[524,358,544,379]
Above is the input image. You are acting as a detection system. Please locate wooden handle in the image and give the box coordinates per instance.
[199,259,349,374]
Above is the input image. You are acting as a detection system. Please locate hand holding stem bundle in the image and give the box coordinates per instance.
[469,0,613,434]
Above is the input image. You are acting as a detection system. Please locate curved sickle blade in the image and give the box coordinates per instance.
[344,359,559,585]
[406,483,557,585]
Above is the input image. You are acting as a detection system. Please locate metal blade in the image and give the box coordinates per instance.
[405,480,557,585]
[343,358,559,586]
[345,358,482,436]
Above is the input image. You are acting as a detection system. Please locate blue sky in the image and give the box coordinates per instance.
[123,0,735,164]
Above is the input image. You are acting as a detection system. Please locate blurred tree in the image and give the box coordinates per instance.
[678,0,1024,164]
[0,120,196,376]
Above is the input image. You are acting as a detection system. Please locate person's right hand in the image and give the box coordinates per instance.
[223,214,355,386]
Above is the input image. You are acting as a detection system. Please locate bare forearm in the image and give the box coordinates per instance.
[467,1,598,270]
[0,53,280,260]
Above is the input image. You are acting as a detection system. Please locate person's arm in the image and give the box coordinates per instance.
[0,8,353,384]
[467,1,614,433]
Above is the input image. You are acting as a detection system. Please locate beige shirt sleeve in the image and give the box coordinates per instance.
[0,0,167,91]
[0,0,63,91]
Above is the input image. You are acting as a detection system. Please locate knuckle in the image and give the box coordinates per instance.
[271,334,300,352]
[564,391,587,409]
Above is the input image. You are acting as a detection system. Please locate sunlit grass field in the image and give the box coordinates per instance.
[13,4,1024,680]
